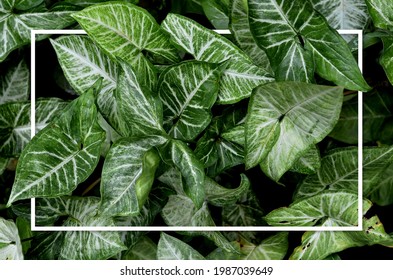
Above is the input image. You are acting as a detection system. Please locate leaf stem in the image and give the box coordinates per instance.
[82,178,101,196]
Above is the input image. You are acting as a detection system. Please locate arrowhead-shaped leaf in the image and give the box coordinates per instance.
[7,86,105,206]
[310,0,370,30]
[162,13,274,104]
[99,137,165,217]
[158,61,222,141]
[0,98,68,157]
[294,146,393,200]
[290,216,393,260]
[248,0,371,91]
[0,59,29,104]
[229,0,271,71]
[0,218,23,260]
[245,81,343,181]
[0,1,77,62]
[365,0,393,30]
[265,191,371,227]
[72,2,180,89]
[157,233,205,260]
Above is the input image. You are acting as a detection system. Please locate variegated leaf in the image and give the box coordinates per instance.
[0,0,77,62]
[99,137,165,217]
[365,0,393,29]
[290,145,321,175]
[265,191,371,227]
[0,98,68,157]
[245,82,343,181]
[0,59,29,104]
[157,233,205,260]
[240,232,288,260]
[72,2,180,89]
[158,61,222,141]
[14,0,44,10]
[310,0,370,30]
[229,0,272,71]
[248,0,371,91]
[201,0,229,29]
[123,236,157,260]
[162,13,274,104]
[370,162,393,206]
[29,232,64,259]
[7,86,105,206]
[0,217,23,260]
[67,0,139,8]
[290,216,393,260]
[380,36,393,86]
[294,146,393,201]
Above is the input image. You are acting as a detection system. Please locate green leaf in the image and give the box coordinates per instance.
[115,60,165,138]
[294,146,393,200]
[205,174,250,207]
[330,91,393,144]
[265,191,371,227]
[248,0,371,91]
[290,216,393,260]
[290,145,321,175]
[161,140,205,208]
[7,87,105,206]
[14,0,44,11]
[365,0,393,30]
[72,2,179,89]
[0,157,8,175]
[380,36,393,86]
[67,0,139,8]
[201,0,229,29]
[15,217,31,255]
[240,232,288,260]
[0,98,68,157]
[29,232,64,259]
[99,137,165,217]
[162,13,274,104]
[0,1,77,62]
[310,0,370,30]
[157,233,205,260]
[123,236,157,260]
[0,59,29,104]
[369,162,393,206]
[0,217,23,260]
[245,82,343,181]
[229,0,272,71]
[158,61,222,141]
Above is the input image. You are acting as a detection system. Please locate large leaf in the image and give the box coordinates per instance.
[158,61,222,141]
[248,0,371,91]
[29,232,64,259]
[294,146,393,200]
[0,59,29,104]
[0,1,77,62]
[310,0,370,30]
[123,236,157,260]
[7,86,105,206]
[157,233,205,260]
[201,0,229,29]
[265,191,371,227]
[290,216,393,260]
[160,140,205,208]
[245,82,343,181]
[329,91,393,144]
[229,0,271,70]
[290,145,321,175]
[0,98,68,157]
[365,0,393,30]
[99,137,165,217]
[0,218,23,260]
[115,60,165,138]
[380,36,393,86]
[162,13,274,104]
[370,162,393,206]
[240,232,288,260]
[72,2,179,89]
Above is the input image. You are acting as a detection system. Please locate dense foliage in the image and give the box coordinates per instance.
[1,0,393,260]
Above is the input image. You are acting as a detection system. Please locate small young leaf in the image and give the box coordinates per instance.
[157,233,205,260]
[162,13,274,104]
[245,82,343,181]
[0,217,23,260]
[0,59,29,104]
[7,86,105,206]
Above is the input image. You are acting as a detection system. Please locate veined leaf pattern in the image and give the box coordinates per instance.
[294,146,393,200]
[0,59,29,104]
[157,233,205,260]
[248,0,371,91]
[240,232,288,260]
[265,191,371,226]
[7,87,105,206]
[162,13,274,104]
[158,61,221,141]
[0,217,23,260]
[290,145,321,175]
[72,2,180,89]
[365,0,393,29]
[245,82,343,181]
[0,98,68,157]
[0,0,77,62]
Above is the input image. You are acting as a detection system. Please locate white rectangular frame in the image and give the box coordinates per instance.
[30,29,363,232]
